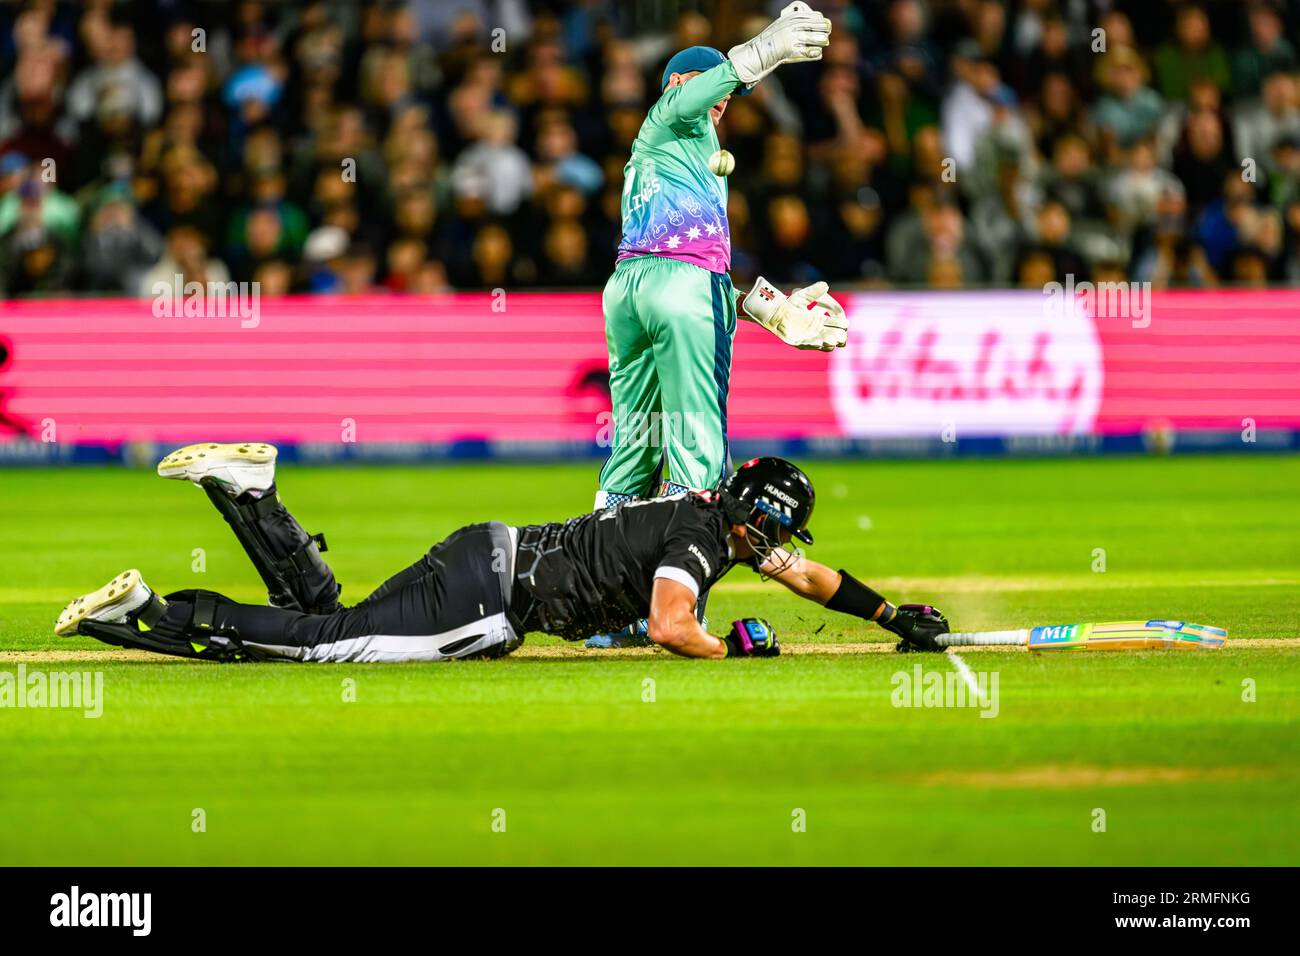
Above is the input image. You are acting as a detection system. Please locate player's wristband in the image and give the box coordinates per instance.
[825,570,889,622]
[876,601,899,626]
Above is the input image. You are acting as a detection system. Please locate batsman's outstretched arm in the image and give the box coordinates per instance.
[648,577,728,658]
[762,550,950,650]
[760,549,845,604]
[647,578,780,659]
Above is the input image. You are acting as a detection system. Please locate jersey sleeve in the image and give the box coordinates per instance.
[652,60,743,134]
[653,505,729,599]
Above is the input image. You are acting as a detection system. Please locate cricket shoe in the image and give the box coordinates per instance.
[55,569,161,637]
[585,619,653,648]
[157,442,276,497]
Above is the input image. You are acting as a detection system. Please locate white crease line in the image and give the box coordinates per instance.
[948,651,984,707]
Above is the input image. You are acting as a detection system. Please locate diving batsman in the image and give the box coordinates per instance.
[54,443,949,661]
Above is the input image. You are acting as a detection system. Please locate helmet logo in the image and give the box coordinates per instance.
[763,484,798,507]
[754,498,793,526]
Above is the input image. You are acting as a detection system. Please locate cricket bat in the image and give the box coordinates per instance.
[935,620,1227,651]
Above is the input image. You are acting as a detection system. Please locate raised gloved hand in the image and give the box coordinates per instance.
[740,276,849,351]
[724,618,781,657]
[728,2,832,88]
[882,604,950,653]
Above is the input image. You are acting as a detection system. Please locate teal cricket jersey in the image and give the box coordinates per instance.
[615,61,742,275]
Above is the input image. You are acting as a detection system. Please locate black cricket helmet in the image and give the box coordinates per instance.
[720,457,816,571]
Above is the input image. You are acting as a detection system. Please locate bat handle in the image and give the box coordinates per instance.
[935,630,1029,648]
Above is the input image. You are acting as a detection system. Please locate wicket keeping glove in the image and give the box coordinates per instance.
[882,604,949,653]
[724,618,781,657]
[728,2,832,89]
[740,276,849,351]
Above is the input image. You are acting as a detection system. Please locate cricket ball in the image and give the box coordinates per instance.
[708,149,735,177]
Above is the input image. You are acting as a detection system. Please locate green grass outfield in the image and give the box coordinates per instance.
[1,455,1297,865]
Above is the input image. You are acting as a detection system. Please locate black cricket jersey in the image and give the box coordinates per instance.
[511,493,749,641]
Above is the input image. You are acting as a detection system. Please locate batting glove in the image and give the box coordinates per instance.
[728,2,832,89]
[740,276,849,351]
[724,618,781,657]
[884,604,950,653]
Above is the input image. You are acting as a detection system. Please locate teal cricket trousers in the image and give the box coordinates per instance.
[598,255,737,497]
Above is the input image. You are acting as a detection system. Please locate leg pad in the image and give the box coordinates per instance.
[202,480,342,614]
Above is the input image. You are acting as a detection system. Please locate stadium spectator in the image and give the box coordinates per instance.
[1284,197,1300,279]
[940,40,1001,173]
[1019,197,1089,282]
[66,18,163,131]
[890,190,985,285]
[1131,182,1193,286]
[1039,133,1105,231]
[455,220,516,288]
[1093,46,1164,154]
[0,43,74,177]
[223,169,309,281]
[1268,134,1300,207]
[1194,172,1264,277]
[1153,4,1230,103]
[0,167,77,240]
[538,217,599,286]
[0,223,72,294]
[1012,12,1089,104]
[1173,109,1237,215]
[1107,138,1185,233]
[1027,69,1093,159]
[1233,0,1297,97]
[1235,69,1300,169]
[382,236,426,292]
[877,0,940,97]
[0,151,31,201]
[301,223,349,293]
[867,67,935,185]
[338,241,379,294]
[79,180,162,293]
[1156,74,1233,169]
[450,109,532,216]
[970,156,1032,285]
[142,144,223,245]
[139,222,229,297]
[965,82,1036,202]
[533,114,602,197]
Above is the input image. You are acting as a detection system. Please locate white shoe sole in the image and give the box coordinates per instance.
[55,569,153,637]
[157,442,277,496]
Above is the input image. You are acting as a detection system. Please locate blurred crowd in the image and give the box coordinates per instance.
[2,0,1300,297]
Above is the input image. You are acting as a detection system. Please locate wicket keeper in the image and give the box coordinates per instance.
[597,2,850,512]
[588,3,850,646]
[55,443,949,661]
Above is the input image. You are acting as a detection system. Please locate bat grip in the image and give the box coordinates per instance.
[935,630,1029,647]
